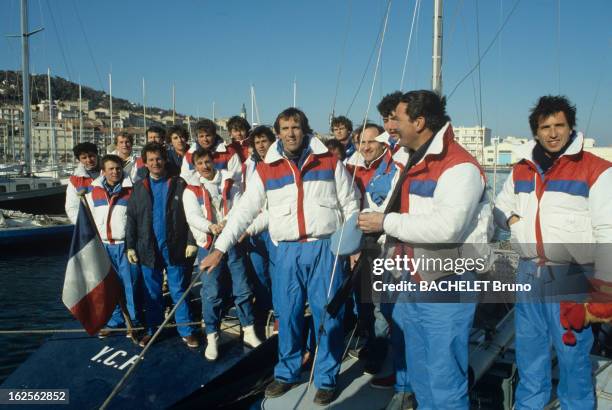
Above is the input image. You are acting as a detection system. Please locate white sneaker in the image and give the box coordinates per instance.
[204,332,219,361]
[243,325,262,348]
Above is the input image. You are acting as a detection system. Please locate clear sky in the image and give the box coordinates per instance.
[3,0,612,144]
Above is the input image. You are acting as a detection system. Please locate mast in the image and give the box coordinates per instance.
[492,137,499,197]
[78,81,83,143]
[142,77,147,133]
[250,84,254,123]
[20,0,32,175]
[172,83,176,125]
[10,107,15,161]
[432,0,443,95]
[109,72,114,143]
[253,86,261,125]
[47,67,57,176]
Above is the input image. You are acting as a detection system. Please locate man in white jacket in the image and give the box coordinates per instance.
[358,90,489,410]
[183,148,261,361]
[240,126,277,316]
[180,119,241,183]
[110,132,145,183]
[200,107,360,406]
[86,154,141,342]
[65,142,100,224]
[494,95,612,409]
[345,125,399,378]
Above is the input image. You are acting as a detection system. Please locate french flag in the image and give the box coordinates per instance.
[62,200,122,335]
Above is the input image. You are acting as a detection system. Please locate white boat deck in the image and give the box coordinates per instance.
[261,355,394,410]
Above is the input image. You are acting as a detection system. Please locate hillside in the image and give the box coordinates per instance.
[0,70,176,117]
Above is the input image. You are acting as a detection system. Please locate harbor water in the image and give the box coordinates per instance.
[0,243,72,383]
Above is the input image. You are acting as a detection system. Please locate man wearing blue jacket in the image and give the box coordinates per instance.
[126,142,199,348]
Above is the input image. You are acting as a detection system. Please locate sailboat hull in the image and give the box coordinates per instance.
[0,185,67,215]
[1,322,276,409]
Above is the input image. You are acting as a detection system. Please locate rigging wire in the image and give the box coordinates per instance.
[345,3,388,116]
[459,4,481,126]
[306,0,394,401]
[36,0,48,69]
[445,0,466,52]
[447,0,522,100]
[494,0,503,145]
[585,48,611,137]
[475,0,484,129]
[70,0,104,91]
[330,0,353,119]
[44,0,72,82]
[556,0,561,94]
[412,0,422,89]
[399,0,421,91]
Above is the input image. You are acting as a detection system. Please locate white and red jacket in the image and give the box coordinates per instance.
[229,138,251,163]
[243,156,257,191]
[180,139,242,183]
[182,170,241,249]
[86,176,133,243]
[214,135,360,253]
[381,123,494,280]
[110,150,145,183]
[346,148,394,209]
[65,164,99,224]
[494,132,612,269]
[238,155,271,236]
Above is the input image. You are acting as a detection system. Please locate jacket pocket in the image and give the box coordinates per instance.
[268,203,295,240]
[545,213,593,262]
[311,198,341,236]
[509,218,537,259]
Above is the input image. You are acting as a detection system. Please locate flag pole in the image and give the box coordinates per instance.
[77,195,136,340]
[100,235,218,410]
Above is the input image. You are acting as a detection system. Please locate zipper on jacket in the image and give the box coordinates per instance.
[286,159,307,241]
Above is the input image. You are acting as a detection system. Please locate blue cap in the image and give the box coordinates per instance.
[330,213,362,256]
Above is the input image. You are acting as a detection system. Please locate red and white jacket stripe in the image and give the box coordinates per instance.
[85,176,133,243]
[382,123,491,246]
[182,170,241,249]
[229,138,251,163]
[346,148,397,211]
[214,136,361,254]
[494,132,612,268]
[65,164,98,224]
[180,140,242,184]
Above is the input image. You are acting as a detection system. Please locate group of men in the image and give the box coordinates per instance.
[64,119,269,357]
[65,90,612,409]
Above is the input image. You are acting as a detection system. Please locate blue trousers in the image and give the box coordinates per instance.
[273,239,344,389]
[515,260,594,410]
[391,273,476,409]
[198,244,254,334]
[141,246,194,337]
[104,242,140,327]
[359,301,390,362]
[247,231,273,312]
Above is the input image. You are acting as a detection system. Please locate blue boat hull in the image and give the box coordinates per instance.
[1,322,276,409]
[0,224,73,246]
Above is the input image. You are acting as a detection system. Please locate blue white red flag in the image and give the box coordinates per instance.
[62,200,121,335]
